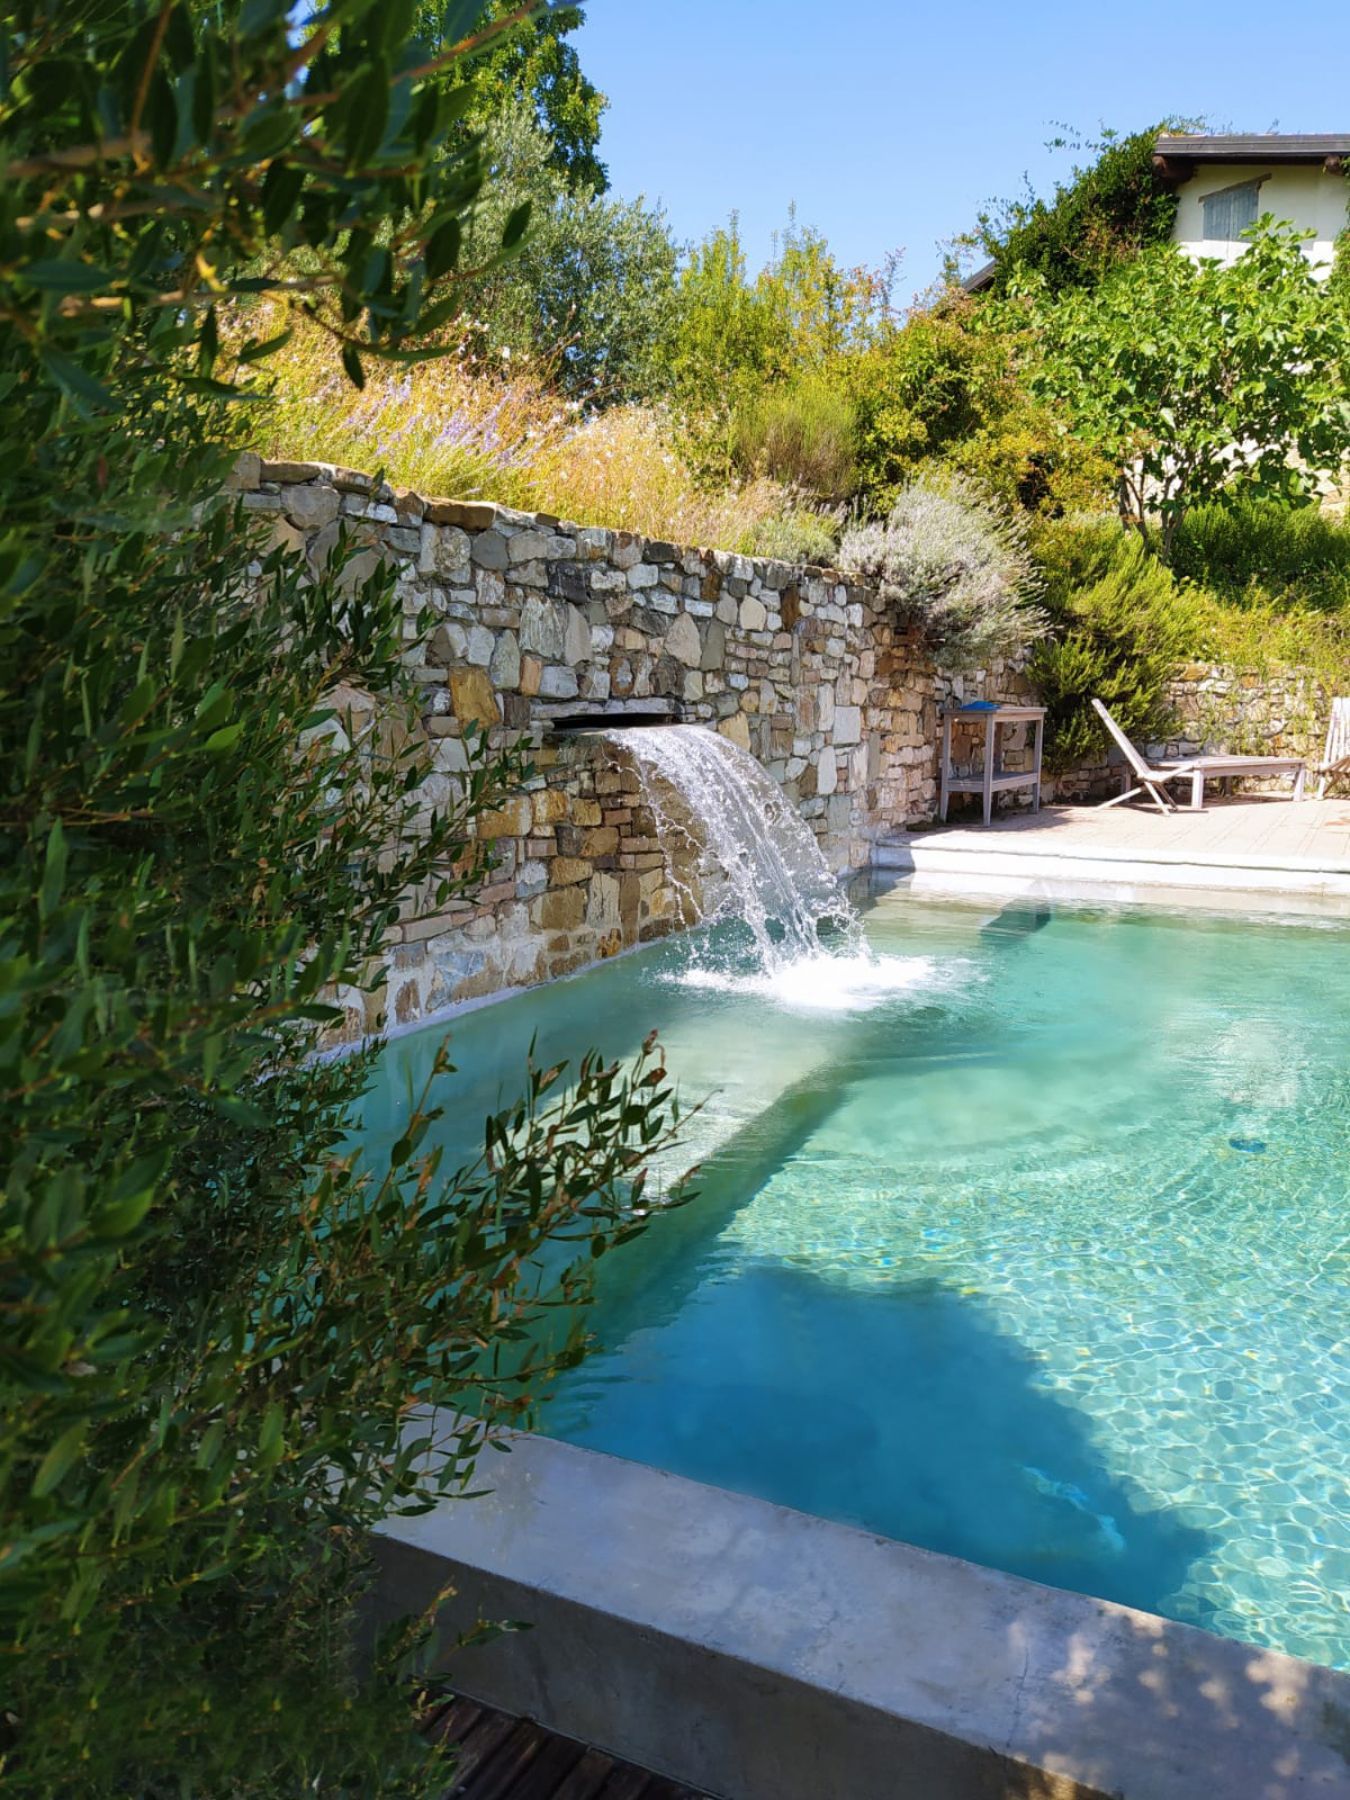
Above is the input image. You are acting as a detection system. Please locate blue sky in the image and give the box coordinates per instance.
[576,1,1348,299]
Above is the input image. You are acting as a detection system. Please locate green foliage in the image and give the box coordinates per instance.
[1027,521,1200,770]
[1024,227,1350,557]
[959,126,1180,297]
[463,100,679,401]
[742,505,842,566]
[433,1,608,193]
[1170,497,1350,613]
[668,215,890,426]
[729,371,858,503]
[845,298,1113,517]
[0,1,682,1791]
[838,474,1045,669]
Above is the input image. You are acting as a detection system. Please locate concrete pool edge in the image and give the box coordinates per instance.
[874,833,1350,904]
[372,1428,1350,1800]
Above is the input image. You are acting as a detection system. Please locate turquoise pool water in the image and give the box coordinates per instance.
[359,885,1350,1669]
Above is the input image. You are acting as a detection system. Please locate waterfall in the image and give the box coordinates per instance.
[603,724,862,972]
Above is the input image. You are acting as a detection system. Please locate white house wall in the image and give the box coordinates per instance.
[1172,162,1347,275]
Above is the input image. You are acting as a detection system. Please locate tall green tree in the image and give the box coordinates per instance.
[1022,226,1350,558]
[463,98,677,400]
[0,1,678,1792]
[432,0,607,191]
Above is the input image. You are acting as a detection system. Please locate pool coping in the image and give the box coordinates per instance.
[373,1425,1350,1800]
[875,832,1350,903]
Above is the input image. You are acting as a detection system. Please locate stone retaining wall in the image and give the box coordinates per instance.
[232,455,948,1031]
[236,453,1336,1029]
[1051,662,1333,801]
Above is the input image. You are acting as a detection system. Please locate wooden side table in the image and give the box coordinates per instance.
[939,704,1046,826]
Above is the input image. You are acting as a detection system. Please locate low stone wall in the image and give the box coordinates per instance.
[233,455,951,1030]
[239,453,1337,1028]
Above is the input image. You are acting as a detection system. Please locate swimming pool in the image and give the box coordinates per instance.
[359,882,1350,1671]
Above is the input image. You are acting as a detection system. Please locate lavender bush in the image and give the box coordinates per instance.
[839,474,1045,669]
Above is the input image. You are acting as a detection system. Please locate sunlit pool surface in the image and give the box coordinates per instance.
[358,883,1350,1670]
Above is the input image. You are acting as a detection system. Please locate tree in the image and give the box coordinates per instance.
[0,1,680,1792]
[434,1,608,192]
[463,99,678,401]
[1023,227,1350,558]
[843,295,1113,517]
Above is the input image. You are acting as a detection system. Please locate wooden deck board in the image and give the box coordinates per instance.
[431,1699,711,1800]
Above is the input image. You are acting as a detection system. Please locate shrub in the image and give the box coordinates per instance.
[845,300,1113,518]
[1169,497,1350,613]
[0,3,684,1791]
[1027,521,1200,769]
[729,373,858,502]
[838,475,1045,669]
[460,100,679,403]
[249,306,568,511]
[528,404,825,554]
[744,506,843,565]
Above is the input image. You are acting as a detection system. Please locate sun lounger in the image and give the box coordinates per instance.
[1091,698,1307,812]
[1315,698,1350,798]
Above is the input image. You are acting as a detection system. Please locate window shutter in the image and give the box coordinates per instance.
[1201,181,1261,242]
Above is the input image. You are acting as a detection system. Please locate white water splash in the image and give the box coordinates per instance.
[604,724,859,968]
[674,950,946,1015]
[604,724,946,1011]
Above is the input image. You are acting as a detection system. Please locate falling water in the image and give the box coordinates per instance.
[606,723,859,966]
[603,725,943,1011]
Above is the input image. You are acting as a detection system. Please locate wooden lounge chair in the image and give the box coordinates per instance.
[1315,698,1350,798]
[1091,698,1307,812]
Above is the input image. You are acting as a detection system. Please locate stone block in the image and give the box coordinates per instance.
[587,872,622,929]
[283,484,341,530]
[548,857,592,888]
[564,604,592,666]
[520,655,543,698]
[538,665,580,700]
[700,619,726,672]
[227,451,262,492]
[580,826,619,858]
[476,795,534,839]
[337,546,385,595]
[449,666,500,728]
[532,789,571,825]
[490,632,521,689]
[430,621,469,664]
[521,597,565,660]
[718,713,751,751]
[471,531,510,570]
[833,704,862,746]
[664,611,702,668]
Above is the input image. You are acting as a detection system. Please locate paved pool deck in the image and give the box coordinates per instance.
[876,795,1350,906]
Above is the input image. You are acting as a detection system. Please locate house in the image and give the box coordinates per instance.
[961,132,1349,293]
[1153,133,1350,275]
